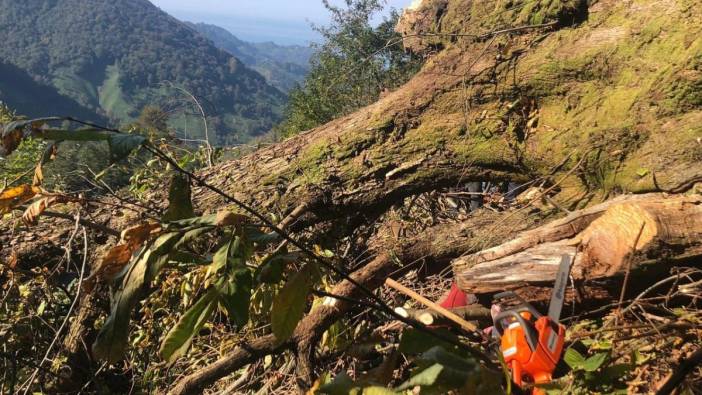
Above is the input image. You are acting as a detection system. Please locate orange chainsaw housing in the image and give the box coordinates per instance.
[498,311,566,393]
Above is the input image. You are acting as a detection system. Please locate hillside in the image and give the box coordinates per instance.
[0,59,105,121]
[0,0,286,143]
[189,22,314,92]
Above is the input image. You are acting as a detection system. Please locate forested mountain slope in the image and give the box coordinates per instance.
[189,22,314,92]
[0,59,104,121]
[0,0,285,142]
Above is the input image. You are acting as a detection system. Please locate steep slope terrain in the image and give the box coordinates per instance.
[0,0,285,142]
[189,22,314,92]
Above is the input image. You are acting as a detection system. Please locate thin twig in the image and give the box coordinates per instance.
[13,206,120,237]
[656,347,702,395]
[620,275,683,317]
[165,82,214,167]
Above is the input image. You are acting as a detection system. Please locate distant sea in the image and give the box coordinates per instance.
[168,10,321,45]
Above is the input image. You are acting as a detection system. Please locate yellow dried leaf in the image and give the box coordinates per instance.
[215,211,250,227]
[0,184,41,215]
[33,163,44,187]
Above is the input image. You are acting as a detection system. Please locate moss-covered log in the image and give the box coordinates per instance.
[191,0,702,226]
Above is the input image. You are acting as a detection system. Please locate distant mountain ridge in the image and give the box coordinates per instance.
[0,0,286,143]
[188,22,315,92]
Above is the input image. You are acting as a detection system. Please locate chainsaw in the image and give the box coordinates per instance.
[492,255,572,394]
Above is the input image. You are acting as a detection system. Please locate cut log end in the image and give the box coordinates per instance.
[453,194,702,297]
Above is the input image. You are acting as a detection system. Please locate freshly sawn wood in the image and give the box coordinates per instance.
[453,194,702,294]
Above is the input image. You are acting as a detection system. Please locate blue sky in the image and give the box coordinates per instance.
[150,0,412,45]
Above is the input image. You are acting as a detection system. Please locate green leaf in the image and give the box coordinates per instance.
[395,346,477,392]
[417,346,476,372]
[319,371,355,395]
[271,264,313,342]
[2,117,63,137]
[159,288,218,363]
[248,228,281,246]
[108,132,146,162]
[256,251,300,284]
[210,236,240,276]
[216,269,253,328]
[632,350,650,366]
[34,128,111,142]
[362,387,398,394]
[93,232,183,363]
[147,232,185,280]
[92,247,152,363]
[36,301,46,316]
[173,227,212,248]
[582,338,612,350]
[536,379,567,395]
[169,214,218,227]
[396,364,444,390]
[413,346,476,388]
[603,363,632,380]
[564,347,586,370]
[161,173,194,222]
[398,327,458,356]
[169,251,209,266]
[582,352,609,372]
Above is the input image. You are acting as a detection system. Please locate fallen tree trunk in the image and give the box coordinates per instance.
[453,193,702,295]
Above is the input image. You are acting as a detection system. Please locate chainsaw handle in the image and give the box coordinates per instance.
[494,310,540,351]
[493,292,542,318]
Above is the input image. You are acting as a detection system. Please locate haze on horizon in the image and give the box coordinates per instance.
[149,0,412,45]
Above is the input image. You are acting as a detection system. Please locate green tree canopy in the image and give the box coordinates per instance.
[277,0,422,136]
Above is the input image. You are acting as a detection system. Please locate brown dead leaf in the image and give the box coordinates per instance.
[99,244,135,278]
[83,223,162,291]
[7,250,18,270]
[0,184,41,215]
[21,195,75,226]
[121,223,162,247]
[0,128,23,157]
